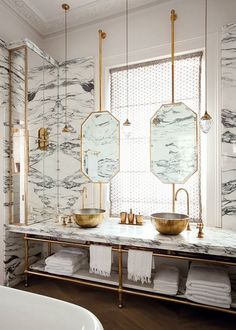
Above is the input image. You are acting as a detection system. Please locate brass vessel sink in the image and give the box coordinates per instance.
[151,212,189,235]
[74,208,106,228]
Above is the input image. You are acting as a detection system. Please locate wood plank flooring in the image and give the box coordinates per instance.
[15,278,235,330]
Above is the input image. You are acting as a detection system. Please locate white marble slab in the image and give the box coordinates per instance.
[222,23,236,224]
[7,218,236,259]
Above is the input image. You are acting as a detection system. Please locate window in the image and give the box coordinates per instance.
[110,52,203,221]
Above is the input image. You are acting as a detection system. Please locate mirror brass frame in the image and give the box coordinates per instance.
[81,111,120,183]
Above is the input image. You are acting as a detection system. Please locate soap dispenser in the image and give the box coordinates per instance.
[128,208,134,224]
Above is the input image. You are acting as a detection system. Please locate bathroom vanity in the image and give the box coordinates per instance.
[7,219,236,315]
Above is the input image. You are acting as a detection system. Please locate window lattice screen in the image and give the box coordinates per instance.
[110,52,202,220]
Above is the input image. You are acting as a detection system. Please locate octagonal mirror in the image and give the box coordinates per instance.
[81,111,120,182]
[150,102,198,184]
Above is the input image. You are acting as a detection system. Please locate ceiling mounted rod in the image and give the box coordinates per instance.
[200,0,212,134]
[62,3,70,133]
[98,29,106,112]
[170,9,177,104]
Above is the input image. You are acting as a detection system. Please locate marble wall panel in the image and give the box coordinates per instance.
[222,23,236,226]
[27,56,94,219]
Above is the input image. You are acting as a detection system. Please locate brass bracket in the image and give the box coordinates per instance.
[170,9,177,21]
[99,30,107,39]
[38,128,49,151]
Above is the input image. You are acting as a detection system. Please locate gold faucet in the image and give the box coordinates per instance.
[174,188,191,231]
[82,187,88,209]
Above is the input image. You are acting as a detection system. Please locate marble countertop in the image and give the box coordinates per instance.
[7,218,236,259]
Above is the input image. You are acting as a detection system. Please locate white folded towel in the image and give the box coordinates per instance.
[127,249,153,284]
[45,251,84,267]
[89,245,112,277]
[45,256,87,270]
[153,265,179,295]
[45,258,88,276]
[185,292,231,309]
[186,263,231,293]
[186,288,231,303]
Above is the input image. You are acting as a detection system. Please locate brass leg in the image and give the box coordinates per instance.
[24,234,29,287]
[118,245,123,308]
[48,242,52,256]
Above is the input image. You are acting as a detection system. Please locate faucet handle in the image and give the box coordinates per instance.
[197,222,204,238]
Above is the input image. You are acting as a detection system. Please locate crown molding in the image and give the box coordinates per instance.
[2,0,171,39]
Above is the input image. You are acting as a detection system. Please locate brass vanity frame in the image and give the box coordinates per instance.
[23,234,236,315]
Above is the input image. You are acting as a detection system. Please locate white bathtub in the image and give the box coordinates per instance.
[0,286,103,330]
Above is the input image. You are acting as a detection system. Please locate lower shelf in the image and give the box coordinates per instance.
[29,260,236,314]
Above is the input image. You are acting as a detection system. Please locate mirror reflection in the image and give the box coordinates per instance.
[81,111,120,183]
[10,46,58,224]
[150,102,198,184]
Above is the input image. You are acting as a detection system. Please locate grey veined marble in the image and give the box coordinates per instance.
[150,102,198,184]
[7,218,236,259]
[222,23,236,222]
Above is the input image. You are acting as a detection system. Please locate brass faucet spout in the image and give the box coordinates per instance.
[174,188,190,215]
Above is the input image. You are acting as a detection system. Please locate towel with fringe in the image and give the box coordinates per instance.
[127,249,153,284]
[89,245,112,277]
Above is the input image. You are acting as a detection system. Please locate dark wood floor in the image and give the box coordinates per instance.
[16,277,235,330]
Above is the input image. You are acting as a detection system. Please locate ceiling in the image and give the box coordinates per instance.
[3,0,170,38]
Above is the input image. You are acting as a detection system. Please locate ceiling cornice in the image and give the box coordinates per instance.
[2,0,171,39]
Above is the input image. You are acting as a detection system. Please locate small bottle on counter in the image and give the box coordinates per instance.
[120,212,127,224]
[135,213,143,225]
[128,208,134,224]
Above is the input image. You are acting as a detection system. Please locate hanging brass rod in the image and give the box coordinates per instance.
[170,9,177,104]
[98,30,106,112]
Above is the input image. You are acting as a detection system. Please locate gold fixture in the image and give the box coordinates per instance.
[123,118,131,127]
[135,213,144,225]
[98,29,106,209]
[74,208,106,228]
[170,9,177,104]
[62,3,71,133]
[123,0,131,127]
[170,10,177,212]
[98,29,106,112]
[197,222,204,238]
[38,128,49,150]
[120,212,127,224]
[175,188,191,230]
[200,0,212,134]
[128,208,134,224]
[151,212,188,235]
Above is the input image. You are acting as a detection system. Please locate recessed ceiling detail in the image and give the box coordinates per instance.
[3,0,170,38]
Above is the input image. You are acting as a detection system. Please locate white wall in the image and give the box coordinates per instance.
[0,1,42,46]
[43,0,236,229]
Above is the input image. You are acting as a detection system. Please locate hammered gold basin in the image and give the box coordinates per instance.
[74,208,106,228]
[151,212,189,235]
